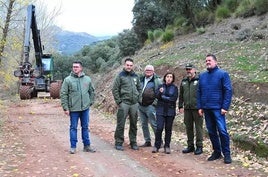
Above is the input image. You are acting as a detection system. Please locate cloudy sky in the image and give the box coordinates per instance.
[43,0,134,36]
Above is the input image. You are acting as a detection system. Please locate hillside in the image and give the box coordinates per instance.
[95,13,268,111]
[54,30,111,55]
[94,14,268,171]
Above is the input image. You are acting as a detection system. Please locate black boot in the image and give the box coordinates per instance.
[194,147,203,155]
[182,146,195,153]
[207,151,222,161]
[139,141,151,147]
[224,154,232,164]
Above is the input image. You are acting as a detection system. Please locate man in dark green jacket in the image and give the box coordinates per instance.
[60,61,95,154]
[178,63,203,155]
[112,58,141,151]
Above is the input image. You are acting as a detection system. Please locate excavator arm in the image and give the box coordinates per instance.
[24,4,43,72]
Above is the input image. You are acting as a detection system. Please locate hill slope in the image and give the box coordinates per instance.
[95,14,268,110]
[54,30,111,55]
[93,14,268,171]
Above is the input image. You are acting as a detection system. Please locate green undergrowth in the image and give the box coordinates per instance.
[141,38,268,161]
[148,40,267,82]
[232,134,268,158]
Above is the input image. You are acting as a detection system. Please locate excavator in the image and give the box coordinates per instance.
[14,4,61,99]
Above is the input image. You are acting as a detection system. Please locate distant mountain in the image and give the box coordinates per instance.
[54,30,112,55]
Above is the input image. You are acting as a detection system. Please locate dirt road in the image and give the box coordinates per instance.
[0,99,266,177]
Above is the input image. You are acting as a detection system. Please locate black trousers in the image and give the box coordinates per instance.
[154,115,175,149]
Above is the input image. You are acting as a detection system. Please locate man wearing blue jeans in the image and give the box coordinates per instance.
[60,61,95,154]
[197,54,233,164]
[138,65,161,147]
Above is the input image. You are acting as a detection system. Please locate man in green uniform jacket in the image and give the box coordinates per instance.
[178,63,203,155]
[112,58,141,151]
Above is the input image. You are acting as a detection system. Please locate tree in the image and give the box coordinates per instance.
[78,39,121,73]
[0,0,61,65]
[117,29,141,57]
[0,0,16,65]
[53,54,73,80]
[132,0,169,44]
[35,0,61,53]
[156,0,207,29]
[208,0,222,10]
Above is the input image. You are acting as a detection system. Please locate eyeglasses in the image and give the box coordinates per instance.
[186,68,192,70]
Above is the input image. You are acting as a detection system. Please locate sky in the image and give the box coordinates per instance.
[42,0,134,36]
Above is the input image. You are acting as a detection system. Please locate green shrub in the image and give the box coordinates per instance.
[161,30,174,43]
[254,0,268,15]
[235,0,255,18]
[173,16,187,27]
[153,29,164,41]
[216,6,231,20]
[147,30,154,42]
[196,10,215,27]
[165,24,174,31]
[196,27,206,34]
[233,134,268,158]
[144,39,151,45]
[182,25,194,34]
[224,0,240,12]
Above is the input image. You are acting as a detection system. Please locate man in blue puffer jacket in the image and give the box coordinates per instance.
[197,54,233,164]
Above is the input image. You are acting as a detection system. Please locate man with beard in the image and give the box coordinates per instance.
[179,64,203,155]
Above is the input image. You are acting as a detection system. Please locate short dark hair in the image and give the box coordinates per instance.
[206,54,217,61]
[125,57,134,63]
[73,61,83,66]
[163,72,175,83]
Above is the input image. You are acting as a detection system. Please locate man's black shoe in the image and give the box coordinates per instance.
[194,147,203,155]
[182,147,195,153]
[131,145,139,150]
[207,152,222,161]
[224,155,232,164]
[115,145,124,151]
[164,147,171,154]
[139,142,151,147]
[152,147,159,153]
[83,145,96,153]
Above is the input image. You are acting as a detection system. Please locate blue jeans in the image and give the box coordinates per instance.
[139,105,157,142]
[204,109,230,156]
[69,109,90,148]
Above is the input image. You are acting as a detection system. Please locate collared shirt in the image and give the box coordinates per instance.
[142,75,153,93]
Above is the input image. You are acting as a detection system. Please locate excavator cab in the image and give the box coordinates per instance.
[42,54,54,76]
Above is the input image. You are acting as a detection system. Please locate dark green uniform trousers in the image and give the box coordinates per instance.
[114,102,138,146]
[184,109,203,148]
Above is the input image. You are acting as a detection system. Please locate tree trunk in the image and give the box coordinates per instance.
[184,0,197,29]
[0,0,16,65]
[211,0,222,10]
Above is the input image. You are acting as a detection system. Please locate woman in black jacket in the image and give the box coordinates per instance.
[152,72,178,154]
